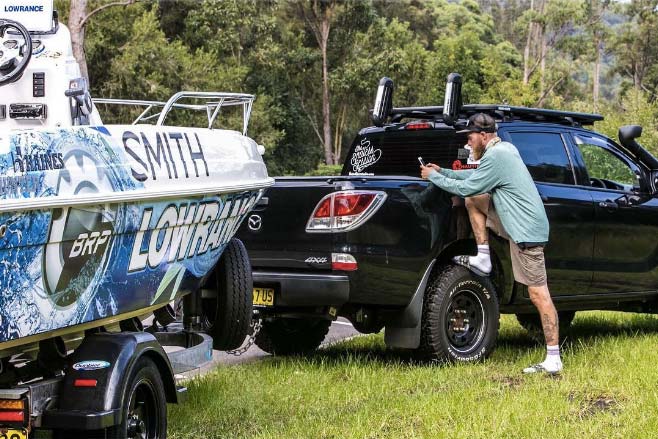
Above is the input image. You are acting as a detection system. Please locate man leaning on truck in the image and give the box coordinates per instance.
[420,113,562,375]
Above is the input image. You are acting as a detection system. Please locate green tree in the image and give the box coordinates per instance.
[612,0,658,100]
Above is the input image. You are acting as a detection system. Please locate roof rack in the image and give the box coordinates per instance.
[389,104,603,127]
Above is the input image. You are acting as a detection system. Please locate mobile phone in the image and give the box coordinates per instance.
[418,156,426,166]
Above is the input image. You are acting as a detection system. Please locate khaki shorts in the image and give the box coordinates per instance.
[486,200,547,287]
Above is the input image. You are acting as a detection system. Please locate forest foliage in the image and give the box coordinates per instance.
[56,0,658,175]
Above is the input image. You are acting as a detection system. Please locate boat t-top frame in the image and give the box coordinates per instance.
[93,91,255,135]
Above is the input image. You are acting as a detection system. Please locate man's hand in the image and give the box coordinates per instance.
[420,163,440,179]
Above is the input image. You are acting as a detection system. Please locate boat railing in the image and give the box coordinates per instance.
[93,91,255,135]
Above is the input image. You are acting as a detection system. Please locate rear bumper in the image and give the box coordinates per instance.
[253,271,349,307]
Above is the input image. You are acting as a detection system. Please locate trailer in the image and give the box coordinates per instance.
[0,319,214,439]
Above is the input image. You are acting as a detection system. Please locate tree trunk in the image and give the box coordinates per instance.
[333,103,347,164]
[320,14,333,165]
[68,0,89,81]
[593,40,601,110]
[539,32,547,104]
[522,0,535,85]
[67,0,137,84]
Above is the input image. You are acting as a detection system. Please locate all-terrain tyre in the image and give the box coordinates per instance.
[515,311,576,343]
[255,318,332,355]
[203,238,253,350]
[414,265,499,363]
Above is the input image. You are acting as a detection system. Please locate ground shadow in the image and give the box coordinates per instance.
[276,312,658,367]
[498,312,658,353]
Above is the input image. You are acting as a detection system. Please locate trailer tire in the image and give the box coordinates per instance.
[202,238,253,350]
[414,265,499,363]
[255,318,331,355]
[111,356,167,438]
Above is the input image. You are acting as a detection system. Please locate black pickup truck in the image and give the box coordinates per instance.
[237,76,658,362]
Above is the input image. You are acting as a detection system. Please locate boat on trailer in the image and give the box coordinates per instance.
[0,6,273,358]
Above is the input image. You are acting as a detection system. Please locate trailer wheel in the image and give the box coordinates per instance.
[414,265,499,363]
[516,311,576,343]
[107,356,167,439]
[255,318,331,355]
[202,238,253,350]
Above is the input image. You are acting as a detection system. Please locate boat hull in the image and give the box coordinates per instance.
[0,125,272,355]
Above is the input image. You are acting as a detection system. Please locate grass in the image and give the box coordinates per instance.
[168,311,658,439]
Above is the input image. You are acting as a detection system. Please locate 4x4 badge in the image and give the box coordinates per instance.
[248,214,262,231]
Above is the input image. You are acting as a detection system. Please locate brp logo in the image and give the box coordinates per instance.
[43,149,116,308]
[248,214,262,231]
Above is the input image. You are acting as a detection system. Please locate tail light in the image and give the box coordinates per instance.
[306,191,387,233]
[332,253,358,271]
[0,398,26,424]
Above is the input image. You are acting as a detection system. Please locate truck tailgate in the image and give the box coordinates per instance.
[236,177,335,270]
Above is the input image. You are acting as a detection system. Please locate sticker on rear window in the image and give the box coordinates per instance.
[350,138,382,172]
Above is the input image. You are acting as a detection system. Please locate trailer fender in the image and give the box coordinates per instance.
[41,331,182,430]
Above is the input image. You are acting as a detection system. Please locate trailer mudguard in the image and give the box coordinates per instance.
[41,331,183,430]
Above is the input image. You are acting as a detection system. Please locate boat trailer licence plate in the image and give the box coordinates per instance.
[0,429,28,439]
[253,287,274,306]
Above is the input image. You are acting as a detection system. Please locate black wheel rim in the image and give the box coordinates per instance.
[126,378,159,439]
[445,289,486,353]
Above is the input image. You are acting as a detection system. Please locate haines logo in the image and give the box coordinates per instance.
[12,145,64,174]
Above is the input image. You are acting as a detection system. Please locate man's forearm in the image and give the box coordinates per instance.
[439,168,474,180]
[428,170,489,198]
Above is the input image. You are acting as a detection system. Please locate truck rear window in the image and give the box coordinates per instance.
[342,130,469,177]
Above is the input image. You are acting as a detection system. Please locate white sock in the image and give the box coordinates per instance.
[543,344,562,369]
[470,245,492,273]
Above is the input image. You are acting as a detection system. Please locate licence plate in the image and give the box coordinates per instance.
[0,429,28,439]
[253,287,274,306]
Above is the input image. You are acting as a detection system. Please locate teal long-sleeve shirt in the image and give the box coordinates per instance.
[427,141,549,244]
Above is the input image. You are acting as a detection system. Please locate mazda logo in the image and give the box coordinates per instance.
[248,214,262,231]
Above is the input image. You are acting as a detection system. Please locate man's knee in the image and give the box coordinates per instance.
[465,194,489,213]
[527,284,553,305]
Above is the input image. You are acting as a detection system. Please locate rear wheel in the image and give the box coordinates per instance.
[515,311,576,343]
[414,265,499,363]
[202,238,253,350]
[255,318,331,355]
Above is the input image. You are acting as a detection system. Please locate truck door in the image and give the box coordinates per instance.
[569,132,658,294]
[500,129,594,296]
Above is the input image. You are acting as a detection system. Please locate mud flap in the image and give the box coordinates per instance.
[384,260,436,349]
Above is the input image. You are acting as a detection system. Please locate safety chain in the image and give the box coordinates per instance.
[226,317,262,356]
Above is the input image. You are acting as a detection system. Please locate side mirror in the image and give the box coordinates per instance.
[371,77,394,127]
[443,73,462,126]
